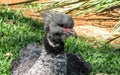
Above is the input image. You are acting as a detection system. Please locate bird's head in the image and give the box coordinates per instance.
[42,11,77,54]
[42,11,76,42]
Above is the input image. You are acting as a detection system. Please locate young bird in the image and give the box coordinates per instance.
[11,11,91,75]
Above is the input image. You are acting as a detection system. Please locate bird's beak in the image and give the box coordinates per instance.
[65,28,77,38]
[69,29,77,38]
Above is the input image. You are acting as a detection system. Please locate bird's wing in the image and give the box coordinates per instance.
[10,42,42,74]
[10,57,21,74]
[20,42,41,60]
[67,53,92,75]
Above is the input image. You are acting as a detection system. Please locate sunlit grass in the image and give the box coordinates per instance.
[0,8,44,74]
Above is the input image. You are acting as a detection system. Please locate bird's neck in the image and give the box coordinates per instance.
[43,36,64,54]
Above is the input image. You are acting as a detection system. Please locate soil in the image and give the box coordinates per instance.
[0,0,120,45]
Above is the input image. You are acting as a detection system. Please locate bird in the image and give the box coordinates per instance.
[10,11,92,75]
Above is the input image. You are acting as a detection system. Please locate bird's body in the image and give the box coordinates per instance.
[25,50,67,75]
[12,48,67,75]
[11,11,92,75]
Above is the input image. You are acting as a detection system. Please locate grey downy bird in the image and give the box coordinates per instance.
[10,11,92,75]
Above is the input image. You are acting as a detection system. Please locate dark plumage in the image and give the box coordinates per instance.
[67,53,92,75]
[10,11,92,75]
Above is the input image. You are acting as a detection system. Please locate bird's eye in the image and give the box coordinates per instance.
[59,24,64,27]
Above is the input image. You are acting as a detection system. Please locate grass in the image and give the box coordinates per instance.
[0,8,120,75]
[76,0,120,15]
[65,37,120,75]
[20,0,120,15]
[0,8,45,74]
